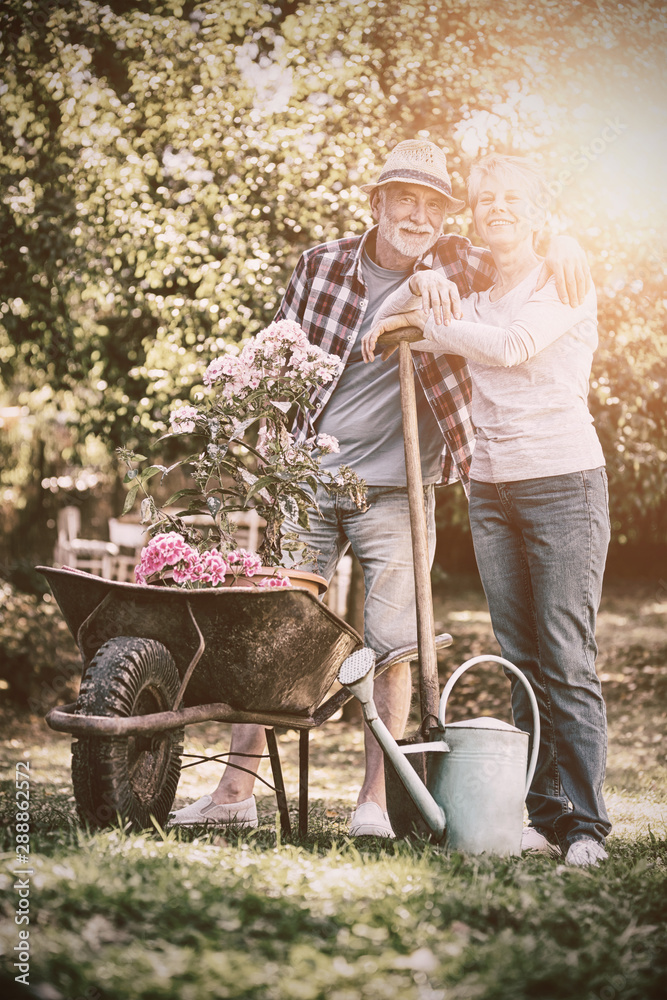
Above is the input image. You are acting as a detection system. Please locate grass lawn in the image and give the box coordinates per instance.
[0,577,665,999]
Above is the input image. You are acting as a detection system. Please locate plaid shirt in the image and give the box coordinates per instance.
[275,227,496,489]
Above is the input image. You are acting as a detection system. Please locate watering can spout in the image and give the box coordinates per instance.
[338,649,447,841]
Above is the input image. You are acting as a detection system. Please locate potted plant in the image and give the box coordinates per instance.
[117,319,367,590]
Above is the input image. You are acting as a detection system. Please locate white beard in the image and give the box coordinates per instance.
[377,216,438,259]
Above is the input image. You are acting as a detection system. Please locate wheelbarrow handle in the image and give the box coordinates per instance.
[375,328,440,727]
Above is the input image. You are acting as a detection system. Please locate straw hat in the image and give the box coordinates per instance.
[361,139,465,212]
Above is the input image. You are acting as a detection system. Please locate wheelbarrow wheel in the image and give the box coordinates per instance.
[71,637,183,831]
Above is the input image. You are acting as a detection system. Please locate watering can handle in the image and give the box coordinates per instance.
[438,654,541,799]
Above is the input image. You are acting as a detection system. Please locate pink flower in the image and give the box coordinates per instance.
[203,354,239,387]
[170,405,199,434]
[196,549,230,586]
[258,571,292,589]
[201,320,342,408]
[256,319,309,351]
[227,548,262,577]
[205,351,265,401]
[315,433,340,454]
[239,344,257,367]
[135,532,200,586]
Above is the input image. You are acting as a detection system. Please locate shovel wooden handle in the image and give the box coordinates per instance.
[377,326,440,727]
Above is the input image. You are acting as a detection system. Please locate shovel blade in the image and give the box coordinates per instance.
[384,734,435,840]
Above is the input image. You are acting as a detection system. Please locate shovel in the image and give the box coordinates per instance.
[379,327,440,728]
[375,327,443,836]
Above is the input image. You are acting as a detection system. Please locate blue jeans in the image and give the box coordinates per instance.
[468,469,611,849]
[283,485,436,656]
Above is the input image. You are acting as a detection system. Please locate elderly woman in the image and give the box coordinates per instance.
[362,154,611,867]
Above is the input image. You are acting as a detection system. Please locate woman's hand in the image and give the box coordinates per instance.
[408,270,462,325]
[361,308,428,363]
[538,236,591,307]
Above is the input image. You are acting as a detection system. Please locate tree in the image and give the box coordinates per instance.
[1,0,665,567]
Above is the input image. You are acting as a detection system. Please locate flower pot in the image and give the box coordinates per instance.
[223,567,328,597]
[144,567,328,598]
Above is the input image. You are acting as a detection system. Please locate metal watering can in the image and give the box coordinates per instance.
[339,650,540,855]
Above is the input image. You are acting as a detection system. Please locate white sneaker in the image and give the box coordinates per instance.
[521,826,561,857]
[167,794,258,828]
[566,838,608,867]
[349,801,395,838]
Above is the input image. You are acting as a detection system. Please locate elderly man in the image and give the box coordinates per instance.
[169,139,589,837]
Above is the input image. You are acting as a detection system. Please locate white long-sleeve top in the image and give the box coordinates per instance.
[375,265,605,483]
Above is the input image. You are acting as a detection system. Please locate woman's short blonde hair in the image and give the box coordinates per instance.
[467,154,549,231]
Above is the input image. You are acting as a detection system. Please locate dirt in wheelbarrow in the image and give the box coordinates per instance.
[1,576,664,840]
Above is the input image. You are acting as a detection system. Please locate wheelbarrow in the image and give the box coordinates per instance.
[38,565,453,836]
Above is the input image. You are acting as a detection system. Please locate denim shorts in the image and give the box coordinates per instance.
[282,484,436,656]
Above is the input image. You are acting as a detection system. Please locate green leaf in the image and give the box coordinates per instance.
[230,417,255,441]
[122,484,139,514]
[177,505,208,517]
[245,476,276,501]
[206,496,222,517]
[157,431,206,443]
[163,488,203,506]
[285,483,316,506]
[165,456,199,475]
[139,465,167,484]
[279,496,300,521]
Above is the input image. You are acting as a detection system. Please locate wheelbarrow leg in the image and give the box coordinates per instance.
[299,730,309,838]
[265,728,292,839]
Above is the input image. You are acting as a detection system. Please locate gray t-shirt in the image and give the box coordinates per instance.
[317,250,443,485]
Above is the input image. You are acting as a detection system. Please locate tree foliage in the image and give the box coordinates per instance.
[0,0,665,565]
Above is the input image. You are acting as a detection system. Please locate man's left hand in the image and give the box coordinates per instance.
[537,235,591,307]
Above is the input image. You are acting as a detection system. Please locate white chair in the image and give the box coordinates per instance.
[53,506,119,579]
[108,518,148,582]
